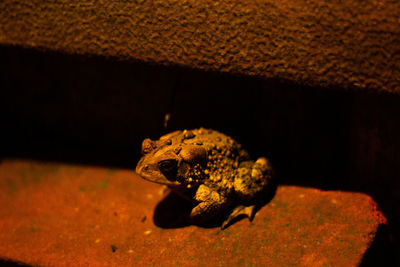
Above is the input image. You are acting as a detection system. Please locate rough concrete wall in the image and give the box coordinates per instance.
[1,0,399,94]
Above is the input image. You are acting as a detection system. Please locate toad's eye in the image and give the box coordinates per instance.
[158,160,177,176]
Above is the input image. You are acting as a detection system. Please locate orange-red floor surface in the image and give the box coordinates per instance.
[0,159,386,266]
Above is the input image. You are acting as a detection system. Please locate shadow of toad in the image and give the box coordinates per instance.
[0,259,32,267]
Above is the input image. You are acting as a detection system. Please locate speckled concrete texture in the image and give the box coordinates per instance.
[0,159,387,266]
[0,1,399,94]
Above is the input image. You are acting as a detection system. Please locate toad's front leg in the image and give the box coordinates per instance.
[190,185,230,223]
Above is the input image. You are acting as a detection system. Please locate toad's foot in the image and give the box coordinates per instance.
[221,205,255,229]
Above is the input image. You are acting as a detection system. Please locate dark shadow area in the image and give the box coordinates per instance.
[153,191,193,229]
[360,224,398,267]
[0,259,32,267]
[0,45,178,169]
[1,45,399,263]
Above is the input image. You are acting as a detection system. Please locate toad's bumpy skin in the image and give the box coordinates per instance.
[136,128,273,228]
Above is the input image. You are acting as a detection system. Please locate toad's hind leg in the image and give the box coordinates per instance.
[222,157,272,228]
[234,157,273,201]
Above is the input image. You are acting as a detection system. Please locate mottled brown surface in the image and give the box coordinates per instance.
[0,159,387,266]
[1,1,399,94]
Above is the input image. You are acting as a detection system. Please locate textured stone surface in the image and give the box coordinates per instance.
[1,0,399,94]
[0,159,387,266]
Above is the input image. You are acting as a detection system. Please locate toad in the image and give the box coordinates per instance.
[136,128,273,228]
